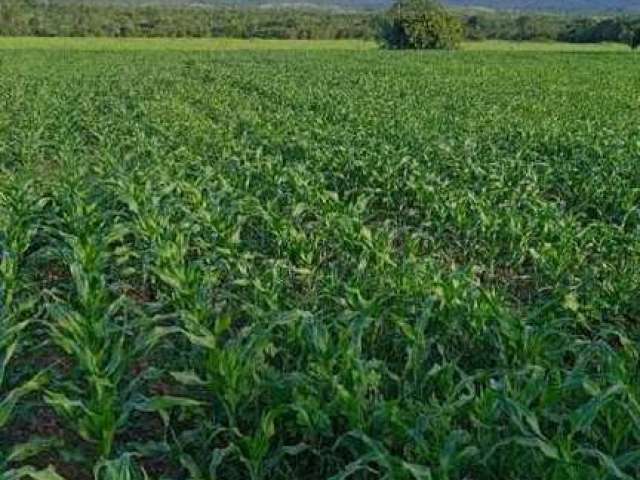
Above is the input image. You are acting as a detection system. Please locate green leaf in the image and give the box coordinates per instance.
[580,449,634,480]
[563,293,580,312]
[180,454,204,480]
[6,466,67,480]
[401,462,432,480]
[95,453,147,480]
[513,436,560,460]
[0,374,48,428]
[136,395,202,412]
[208,445,236,480]
[6,438,61,463]
[214,314,232,337]
[170,371,207,386]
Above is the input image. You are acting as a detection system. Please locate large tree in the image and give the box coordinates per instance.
[622,19,640,49]
[378,0,463,50]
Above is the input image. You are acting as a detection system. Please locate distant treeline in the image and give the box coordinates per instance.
[0,1,374,38]
[462,10,637,43]
[0,0,638,43]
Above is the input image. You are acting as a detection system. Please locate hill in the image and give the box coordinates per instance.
[44,0,640,12]
[445,0,640,13]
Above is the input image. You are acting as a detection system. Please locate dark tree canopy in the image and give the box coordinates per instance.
[622,20,640,48]
[378,0,463,49]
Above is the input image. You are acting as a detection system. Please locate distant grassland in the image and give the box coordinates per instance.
[462,39,630,51]
[1,40,639,480]
[0,36,631,51]
[0,37,374,51]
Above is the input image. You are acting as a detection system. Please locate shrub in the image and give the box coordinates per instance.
[378,0,463,50]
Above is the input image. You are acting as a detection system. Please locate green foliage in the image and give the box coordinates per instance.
[0,0,636,47]
[1,41,640,479]
[0,0,375,39]
[621,19,640,49]
[558,16,629,44]
[379,0,463,49]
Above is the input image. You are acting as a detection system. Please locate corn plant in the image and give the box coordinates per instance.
[41,173,160,473]
[0,177,49,473]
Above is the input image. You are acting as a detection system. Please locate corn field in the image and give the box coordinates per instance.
[1,45,640,479]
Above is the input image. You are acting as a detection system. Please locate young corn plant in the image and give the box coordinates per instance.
[147,231,282,477]
[0,177,49,472]
[43,178,157,471]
